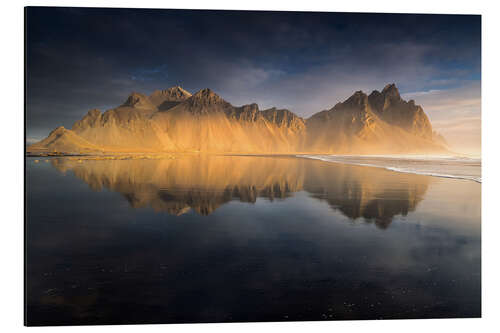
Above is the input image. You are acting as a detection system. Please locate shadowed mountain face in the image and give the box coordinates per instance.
[306,84,442,153]
[28,84,447,154]
[50,155,430,228]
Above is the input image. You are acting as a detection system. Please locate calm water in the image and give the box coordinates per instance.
[25,155,481,325]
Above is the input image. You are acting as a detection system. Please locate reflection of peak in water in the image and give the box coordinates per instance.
[303,160,430,228]
[50,156,303,216]
[50,155,431,227]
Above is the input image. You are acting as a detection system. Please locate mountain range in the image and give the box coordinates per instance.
[27,84,448,154]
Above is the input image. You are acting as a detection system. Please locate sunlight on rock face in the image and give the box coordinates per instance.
[27,84,449,156]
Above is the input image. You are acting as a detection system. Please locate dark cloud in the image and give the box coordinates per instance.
[26,7,481,139]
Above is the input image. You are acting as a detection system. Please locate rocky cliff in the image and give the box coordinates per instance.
[306,84,444,153]
[27,84,447,154]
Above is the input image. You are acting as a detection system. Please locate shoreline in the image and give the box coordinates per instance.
[295,154,481,184]
[26,152,481,183]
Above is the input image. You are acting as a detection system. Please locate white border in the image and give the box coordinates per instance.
[2,1,499,332]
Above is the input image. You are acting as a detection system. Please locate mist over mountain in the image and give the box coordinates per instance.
[27,84,448,155]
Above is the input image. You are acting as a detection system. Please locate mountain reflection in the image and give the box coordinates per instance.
[303,160,430,228]
[50,155,430,228]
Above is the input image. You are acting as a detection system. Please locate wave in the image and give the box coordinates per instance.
[296,155,482,183]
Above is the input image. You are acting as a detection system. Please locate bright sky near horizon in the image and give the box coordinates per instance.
[26,8,481,154]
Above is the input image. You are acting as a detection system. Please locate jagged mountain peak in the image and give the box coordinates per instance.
[381,83,401,98]
[261,107,306,130]
[193,88,219,98]
[49,126,67,136]
[262,107,296,116]
[352,90,366,97]
[87,108,102,117]
[225,103,261,121]
[187,88,229,108]
[150,86,192,101]
[122,92,155,109]
[242,102,259,110]
[149,86,192,110]
[342,90,369,107]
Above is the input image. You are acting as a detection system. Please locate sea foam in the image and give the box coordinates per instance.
[296,154,481,183]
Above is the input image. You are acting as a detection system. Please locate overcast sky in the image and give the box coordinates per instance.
[26,8,481,154]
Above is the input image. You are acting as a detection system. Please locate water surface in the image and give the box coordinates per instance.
[26,155,481,325]
[297,154,481,183]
